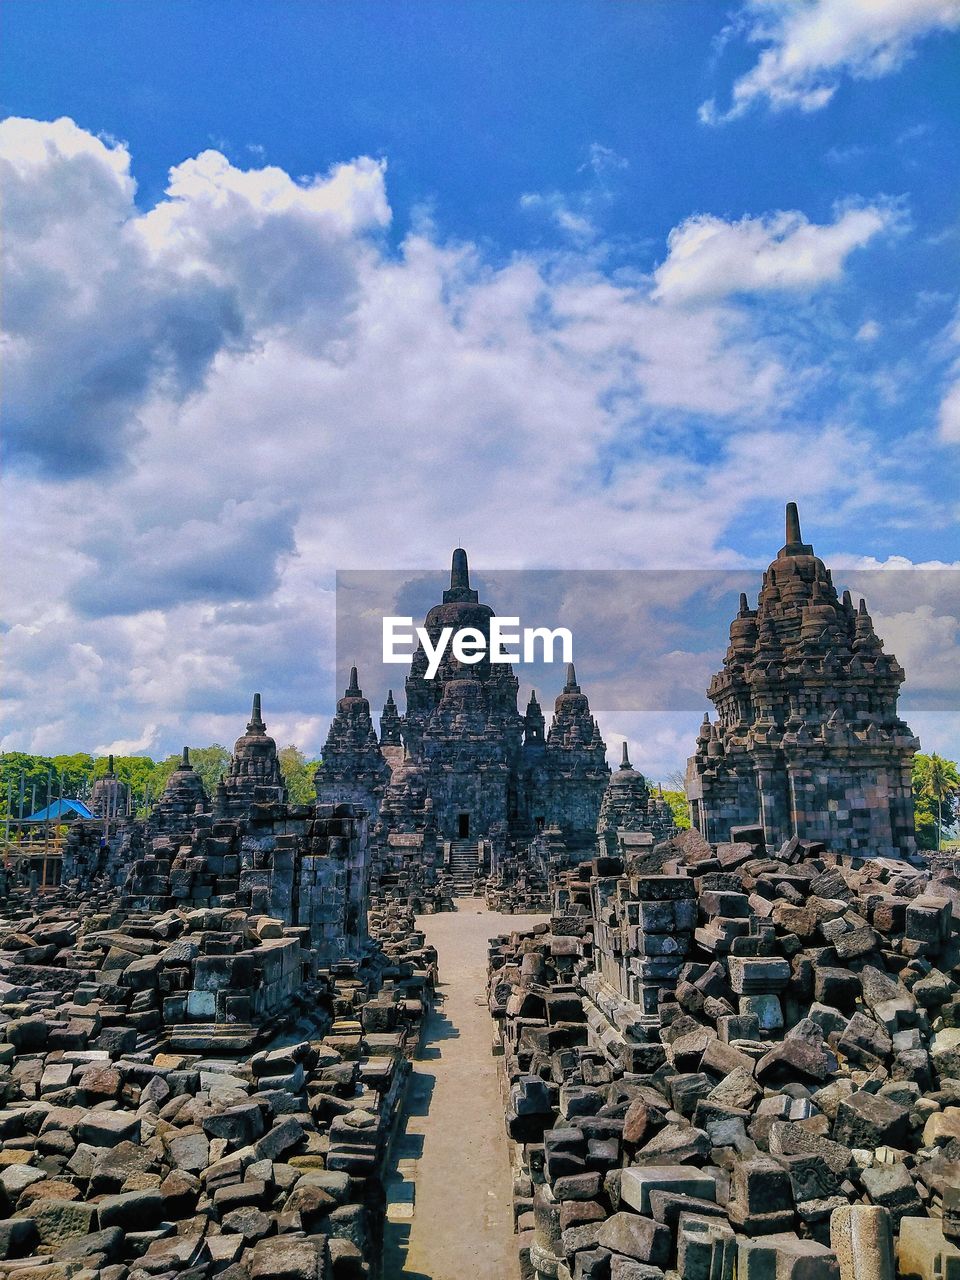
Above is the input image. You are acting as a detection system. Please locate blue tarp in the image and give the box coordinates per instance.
[23,798,94,822]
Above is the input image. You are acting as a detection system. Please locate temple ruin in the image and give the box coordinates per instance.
[1,504,956,1280]
[686,503,919,858]
[318,548,610,900]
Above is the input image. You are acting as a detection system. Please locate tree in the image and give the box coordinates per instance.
[659,788,691,831]
[154,746,230,801]
[913,753,960,851]
[49,753,96,800]
[278,745,320,804]
[0,752,60,818]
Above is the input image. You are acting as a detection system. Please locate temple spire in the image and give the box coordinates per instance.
[443,546,479,603]
[451,547,470,592]
[781,501,813,557]
[247,692,265,732]
[107,753,115,775]
[620,741,631,770]
[564,662,579,691]
[786,501,802,545]
[180,746,190,768]
[347,665,360,696]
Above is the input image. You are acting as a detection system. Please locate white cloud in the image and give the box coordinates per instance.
[652,205,895,304]
[702,0,960,122]
[856,320,881,341]
[0,116,388,475]
[937,306,960,443]
[0,117,948,761]
[93,725,160,756]
[940,381,960,442]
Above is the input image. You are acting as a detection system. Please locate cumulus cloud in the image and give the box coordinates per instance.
[0,117,388,476]
[652,205,896,304]
[701,0,960,123]
[68,498,299,617]
[0,117,950,769]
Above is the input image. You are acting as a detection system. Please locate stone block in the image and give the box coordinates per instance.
[830,1204,894,1280]
[619,1165,716,1216]
[897,1217,960,1280]
[737,1233,839,1280]
[832,1092,909,1150]
[676,1212,736,1280]
[728,957,791,996]
[596,1212,670,1267]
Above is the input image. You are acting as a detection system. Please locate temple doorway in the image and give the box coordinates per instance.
[458,813,470,838]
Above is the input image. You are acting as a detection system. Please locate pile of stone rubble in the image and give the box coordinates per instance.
[0,890,435,1280]
[489,832,960,1280]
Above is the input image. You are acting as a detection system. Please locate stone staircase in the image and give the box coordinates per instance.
[446,840,481,895]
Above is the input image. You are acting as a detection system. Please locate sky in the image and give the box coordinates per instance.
[1,0,959,777]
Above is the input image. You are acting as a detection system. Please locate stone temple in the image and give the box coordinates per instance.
[685,503,919,857]
[316,548,610,888]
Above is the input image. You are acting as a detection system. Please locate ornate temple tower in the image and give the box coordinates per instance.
[314,666,390,819]
[152,747,210,832]
[90,755,130,821]
[540,663,610,839]
[596,744,676,856]
[685,503,919,857]
[379,690,402,747]
[380,550,609,848]
[215,693,288,818]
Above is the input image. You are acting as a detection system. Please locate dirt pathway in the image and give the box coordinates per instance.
[381,898,547,1280]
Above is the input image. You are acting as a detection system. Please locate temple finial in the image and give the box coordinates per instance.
[786,502,802,545]
[181,746,190,768]
[738,592,749,616]
[347,665,360,695]
[565,662,578,691]
[620,741,631,769]
[781,501,813,556]
[858,598,868,616]
[443,546,479,603]
[248,692,265,731]
[451,547,470,592]
[107,753,115,774]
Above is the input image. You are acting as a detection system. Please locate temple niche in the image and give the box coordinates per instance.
[685,503,919,857]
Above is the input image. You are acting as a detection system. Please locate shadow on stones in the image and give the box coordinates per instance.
[381,993,464,1276]
[381,1222,433,1280]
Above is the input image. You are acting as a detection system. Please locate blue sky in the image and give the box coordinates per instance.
[1,0,959,773]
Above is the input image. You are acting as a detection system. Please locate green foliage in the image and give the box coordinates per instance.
[278,744,320,804]
[0,752,66,817]
[913,752,960,851]
[50,753,96,798]
[2,744,229,820]
[660,788,691,831]
[154,746,230,800]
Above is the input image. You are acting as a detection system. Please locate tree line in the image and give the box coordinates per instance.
[0,745,320,818]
